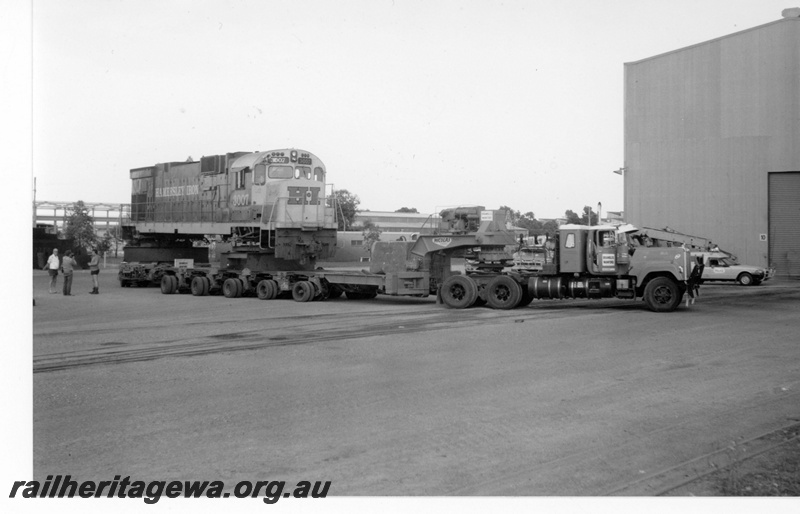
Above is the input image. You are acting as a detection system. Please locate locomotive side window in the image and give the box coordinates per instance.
[314,167,324,181]
[565,233,576,249]
[254,164,267,185]
[268,166,293,179]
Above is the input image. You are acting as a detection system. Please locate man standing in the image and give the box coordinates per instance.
[88,249,100,294]
[44,248,60,294]
[61,250,78,296]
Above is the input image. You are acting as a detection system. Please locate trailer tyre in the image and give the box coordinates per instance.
[441,275,478,309]
[257,279,277,300]
[191,276,209,296]
[223,278,242,298]
[160,275,176,294]
[292,281,315,302]
[485,275,523,310]
[643,277,682,312]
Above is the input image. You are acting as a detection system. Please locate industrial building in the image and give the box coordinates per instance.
[623,8,800,277]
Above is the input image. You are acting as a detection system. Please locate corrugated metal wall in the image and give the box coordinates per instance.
[624,17,800,269]
[769,172,800,278]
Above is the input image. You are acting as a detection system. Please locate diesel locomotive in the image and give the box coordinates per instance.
[121,149,337,282]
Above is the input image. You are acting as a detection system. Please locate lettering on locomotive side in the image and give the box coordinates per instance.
[287,186,321,205]
[155,184,200,198]
[230,193,250,207]
[432,237,452,247]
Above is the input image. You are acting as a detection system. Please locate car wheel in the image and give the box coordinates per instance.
[737,272,753,286]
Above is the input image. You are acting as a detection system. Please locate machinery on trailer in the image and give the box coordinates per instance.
[118,148,337,287]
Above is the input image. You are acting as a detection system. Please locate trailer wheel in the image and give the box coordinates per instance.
[643,277,682,312]
[441,275,478,309]
[160,275,176,294]
[292,281,315,302]
[257,279,276,300]
[485,275,522,310]
[223,278,242,298]
[191,276,209,296]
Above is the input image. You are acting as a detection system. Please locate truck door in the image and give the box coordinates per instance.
[592,230,617,274]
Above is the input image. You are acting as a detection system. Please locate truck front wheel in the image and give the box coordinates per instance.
[643,277,682,312]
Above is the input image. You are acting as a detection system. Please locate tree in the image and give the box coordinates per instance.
[395,207,418,213]
[96,232,113,255]
[541,220,559,238]
[63,201,97,250]
[105,225,124,257]
[580,206,598,226]
[564,209,582,225]
[361,220,382,254]
[498,205,520,226]
[334,189,360,231]
[517,211,543,234]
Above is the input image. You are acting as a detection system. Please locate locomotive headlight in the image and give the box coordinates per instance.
[290,150,298,163]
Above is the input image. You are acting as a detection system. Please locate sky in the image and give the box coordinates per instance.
[24,0,796,220]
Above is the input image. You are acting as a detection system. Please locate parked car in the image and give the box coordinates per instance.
[693,251,775,286]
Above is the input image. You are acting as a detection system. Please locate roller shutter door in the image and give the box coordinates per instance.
[769,172,800,278]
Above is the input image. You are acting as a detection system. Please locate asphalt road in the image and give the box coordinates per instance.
[31,270,800,496]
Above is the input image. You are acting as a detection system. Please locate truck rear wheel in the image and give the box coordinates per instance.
[441,275,478,309]
[292,281,315,302]
[485,275,522,310]
[643,277,682,312]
